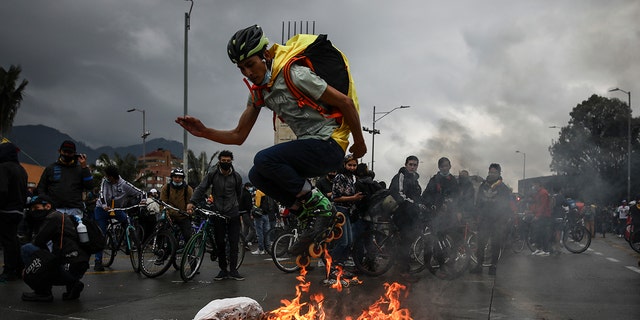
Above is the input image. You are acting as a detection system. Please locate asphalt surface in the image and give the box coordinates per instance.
[1,236,640,320]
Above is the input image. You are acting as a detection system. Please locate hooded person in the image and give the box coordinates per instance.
[21,195,90,302]
[0,141,28,282]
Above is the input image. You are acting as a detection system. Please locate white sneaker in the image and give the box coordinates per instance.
[538,251,550,256]
[251,249,261,255]
[532,249,543,255]
[259,250,267,255]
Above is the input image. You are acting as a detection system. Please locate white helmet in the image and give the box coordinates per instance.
[150,188,158,194]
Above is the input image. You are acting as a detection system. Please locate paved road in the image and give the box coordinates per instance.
[1,235,639,319]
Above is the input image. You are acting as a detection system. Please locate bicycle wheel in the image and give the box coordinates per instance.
[629,231,640,254]
[126,227,142,273]
[234,236,246,270]
[424,234,471,280]
[180,232,206,282]
[525,226,539,253]
[265,227,286,256]
[101,226,119,267]
[173,232,187,271]
[562,225,591,253]
[509,225,526,253]
[409,234,427,273]
[140,231,177,278]
[271,233,300,273]
[352,230,395,276]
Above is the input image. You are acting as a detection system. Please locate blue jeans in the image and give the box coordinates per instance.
[249,138,344,207]
[94,206,128,262]
[253,214,271,251]
[58,207,84,220]
[330,206,353,264]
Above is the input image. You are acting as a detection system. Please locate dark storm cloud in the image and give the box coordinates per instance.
[1,0,639,191]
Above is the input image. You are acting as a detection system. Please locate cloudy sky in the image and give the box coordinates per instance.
[2,0,639,192]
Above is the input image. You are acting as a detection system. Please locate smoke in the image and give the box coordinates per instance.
[417,118,483,177]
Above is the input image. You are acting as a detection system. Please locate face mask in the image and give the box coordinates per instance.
[439,170,450,176]
[171,181,184,187]
[220,162,232,171]
[486,172,500,181]
[260,67,272,85]
[61,155,75,162]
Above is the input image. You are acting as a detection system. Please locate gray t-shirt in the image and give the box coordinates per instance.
[249,64,340,141]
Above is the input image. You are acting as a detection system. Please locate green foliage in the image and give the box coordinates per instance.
[92,152,147,189]
[0,65,29,137]
[549,94,636,202]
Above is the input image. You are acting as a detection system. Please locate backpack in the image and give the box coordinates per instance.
[78,217,106,254]
[247,34,356,129]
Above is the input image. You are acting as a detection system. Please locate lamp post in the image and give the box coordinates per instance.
[183,0,194,182]
[362,105,410,172]
[609,87,632,201]
[515,150,526,180]
[127,108,150,170]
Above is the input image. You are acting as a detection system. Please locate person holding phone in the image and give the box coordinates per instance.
[36,140,93,220]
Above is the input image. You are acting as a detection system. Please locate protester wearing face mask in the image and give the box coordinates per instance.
[315,171,337,199]
[160,168,194,246]
[471,163,512,276]
[93,165,145,271]
[423,157,460,224]
[187,150,244,281]
[37,140,93,220]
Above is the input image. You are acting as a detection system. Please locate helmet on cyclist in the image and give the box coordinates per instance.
[227,25,269,64]
[149,188,158,194]
[170,168,185,177]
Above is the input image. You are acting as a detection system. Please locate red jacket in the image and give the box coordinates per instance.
[531,187,551,218]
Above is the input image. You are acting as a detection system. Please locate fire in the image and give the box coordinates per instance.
[265,251,412,320]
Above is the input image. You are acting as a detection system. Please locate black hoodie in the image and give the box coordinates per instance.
[0,142,28,213]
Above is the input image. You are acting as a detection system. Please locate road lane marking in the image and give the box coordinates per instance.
[625,266,640,274]
[606,257,620,263]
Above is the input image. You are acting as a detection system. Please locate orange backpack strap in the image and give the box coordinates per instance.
[282,55,343,124]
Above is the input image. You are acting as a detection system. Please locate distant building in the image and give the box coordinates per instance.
[138,148,182,190]
[20,162,45,187]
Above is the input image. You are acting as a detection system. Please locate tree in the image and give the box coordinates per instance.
[549,94,637,203]
[94,152,146,189]
[0,65,29,137]
[186,149,219,187]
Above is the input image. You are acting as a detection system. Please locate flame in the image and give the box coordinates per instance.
[265,250,411,320]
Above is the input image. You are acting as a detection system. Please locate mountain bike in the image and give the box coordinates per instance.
[139,200,188,278]
[270,210,345,273]
[527,212,591,254]
[101,204,145,273]
[180,206,247,282]
[265,213,300,256]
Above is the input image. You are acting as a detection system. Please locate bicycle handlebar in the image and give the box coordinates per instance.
[108,203,147,212]
[193,206,228,221]
[153,199,190,216]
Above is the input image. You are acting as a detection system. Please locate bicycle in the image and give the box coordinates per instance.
[139,199,188,278]
[467,212,527,269]
[270,210,346,273]
[180,206,247,282]
[265,213,300,256]
[526,212,592,254]
[101,204,146,273]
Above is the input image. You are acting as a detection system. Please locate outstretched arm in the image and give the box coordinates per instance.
[319,85,367,158]
[175,103,260,145]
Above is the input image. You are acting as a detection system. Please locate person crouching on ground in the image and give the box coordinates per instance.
[21,195,89,302]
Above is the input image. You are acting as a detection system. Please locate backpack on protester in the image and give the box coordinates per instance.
[247,33,357,130]
[78,217,106,254]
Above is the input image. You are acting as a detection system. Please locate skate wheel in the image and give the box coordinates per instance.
[296,255,310,268]
[309,243,324,258]
[332,226,343,240]
[335,212,346,227]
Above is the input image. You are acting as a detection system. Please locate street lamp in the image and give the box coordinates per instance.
[183,0,194,182]
[609,87,632,201]
[362,105,410,172]
[515,150,526,180]
[127,108,150,171]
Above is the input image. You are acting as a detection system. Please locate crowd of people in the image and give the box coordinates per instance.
[4,23,640,306]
